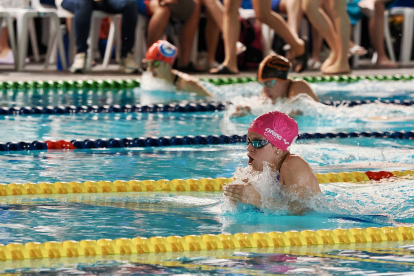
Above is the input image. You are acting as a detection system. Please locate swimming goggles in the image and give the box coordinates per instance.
[259,79,276,88]
[246,137,270,149]
[146,60,161,68]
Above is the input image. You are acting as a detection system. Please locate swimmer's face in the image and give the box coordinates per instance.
[246,131,281,172]
[261,79,285,102]
[146,60,171,79]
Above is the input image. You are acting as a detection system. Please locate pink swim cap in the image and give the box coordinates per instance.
[248,111,298,151]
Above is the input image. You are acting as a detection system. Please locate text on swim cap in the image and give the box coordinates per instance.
[265,128,291,145]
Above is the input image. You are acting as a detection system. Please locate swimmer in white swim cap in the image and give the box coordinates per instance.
[145,40,212,97]
[232,54,319,117]
[224,111,321,213]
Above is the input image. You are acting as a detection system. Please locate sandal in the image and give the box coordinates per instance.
[210,65,238,75]
[293,39,309,73]
[349,44,368,57]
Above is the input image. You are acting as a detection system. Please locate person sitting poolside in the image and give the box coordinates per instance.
[145,40,212,97]
[231,54,318,117]
[223,111,321,213]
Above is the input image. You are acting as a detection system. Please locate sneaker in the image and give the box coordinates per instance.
[120,53,139,74]
[70,52,86,73]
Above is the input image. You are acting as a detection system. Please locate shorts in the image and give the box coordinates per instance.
[271,0,281,12]
[167,0,195,22]
[137,0,151,16]
[347,0,397,25]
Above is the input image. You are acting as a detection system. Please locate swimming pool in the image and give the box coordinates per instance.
[1,77,414,275]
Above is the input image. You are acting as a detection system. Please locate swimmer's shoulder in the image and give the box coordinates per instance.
[288,79,319,102]
[173,70,212,96]
[280,154,320,193]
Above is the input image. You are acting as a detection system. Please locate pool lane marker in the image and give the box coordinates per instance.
[0,73,412,92]
[1,99,414,116]
[1,226,414,261]
[1,130,413,152]
[0,170,413,197]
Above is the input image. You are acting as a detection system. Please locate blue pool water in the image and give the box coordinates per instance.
[1,79,414,275]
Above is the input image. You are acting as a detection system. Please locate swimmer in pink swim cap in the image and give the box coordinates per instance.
[224,111,321,213]
[145,40,212,97]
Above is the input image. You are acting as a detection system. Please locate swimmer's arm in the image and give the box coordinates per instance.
[175,73,213,97]
[230,106,251,117]
[289,80,319,102]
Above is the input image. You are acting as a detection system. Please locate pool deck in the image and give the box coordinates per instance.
[1,63,414,82]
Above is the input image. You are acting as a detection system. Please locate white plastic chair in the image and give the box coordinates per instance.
[0,8,18,69]
[352,11,396,68]
[385,7,414,66]
[53,0,121,71]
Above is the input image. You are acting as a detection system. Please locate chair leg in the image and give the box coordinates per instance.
[384,11,396,63]
[134,15,148,68]
[86,16,99,71]
[103,18,115,68]
[401,11,414,65]
[191,27,199,65]
[16,13,30,71]
[28,17,40,62]
[53,15,67,70]
[5,15,18,70]
[352,20,362,69]
[115,17,121,62]
[261,23,273,57]
[44,19,56,69]
[68,19,75,65]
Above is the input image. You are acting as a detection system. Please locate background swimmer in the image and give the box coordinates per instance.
[231,54,319,117]
[224,111,321,213]
[145,40,212,97]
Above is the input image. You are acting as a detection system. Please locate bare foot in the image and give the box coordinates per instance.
[322,61,350,75]
[376,58,397,68]
[209,63,238,74]
[321,53,336,72]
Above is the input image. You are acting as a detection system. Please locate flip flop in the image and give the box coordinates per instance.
[210,65,238,75]
[293,39,309,73]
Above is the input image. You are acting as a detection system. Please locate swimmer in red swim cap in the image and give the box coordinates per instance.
[232,54,319,117]
[145,40,212,96]
[223,111,321,213]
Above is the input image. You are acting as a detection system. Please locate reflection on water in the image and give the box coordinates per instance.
[3,242,414,275]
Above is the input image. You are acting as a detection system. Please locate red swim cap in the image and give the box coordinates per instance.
[145,40,178,64]
[248,111,298,151]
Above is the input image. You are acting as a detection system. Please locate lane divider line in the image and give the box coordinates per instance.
[1,130,413,152]
[0,170,413,197]
[1,226,414,261]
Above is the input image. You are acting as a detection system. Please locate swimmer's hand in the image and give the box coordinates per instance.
[230,106,251,118]
[223,183,261,208]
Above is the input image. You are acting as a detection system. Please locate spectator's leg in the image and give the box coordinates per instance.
[210,0,241,74]
[253,0,305,70]
[147,1,171,46]
[177,0,201,68]
[302,0,338,71]
[200,0,224,31]
[369,0,396,67]
[278,0,302,40]
[310,25,323,67]
[205,9,220,67]
[103,0,138,57]
[323,0,350,74]
[0,28,12,60]
[61,0,94,54]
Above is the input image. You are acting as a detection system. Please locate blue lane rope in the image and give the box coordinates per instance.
[0,131,413,152]
[1,100,414,116]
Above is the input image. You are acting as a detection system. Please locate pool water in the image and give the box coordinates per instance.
[1,79,414,274]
